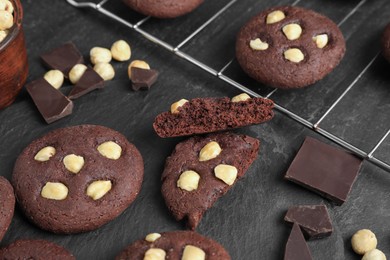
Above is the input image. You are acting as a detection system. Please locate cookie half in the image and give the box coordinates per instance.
[0,176,15,242]
[153,95,274,138]
[116,231,230,260]
[122,0,204,19]
[0,239,75,260]
[382,23,390,62]
[162,132,260,230]
[12,125,144,234]
[236,6,346,89]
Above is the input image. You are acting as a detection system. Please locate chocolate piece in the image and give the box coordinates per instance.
[116,231,230,260]
[0,176,15,242]
[162,132,260,230]
[285,137,362,205]
[284,223,313,260]
[68,67,104,99]
[25,78,73,124]
[12,125,144,234]
[131,67,159,91]
[153,96,274,138]
[382,23,390,63]
[41,42,84,76]
[0,239,75,259]
[284,204,333,239]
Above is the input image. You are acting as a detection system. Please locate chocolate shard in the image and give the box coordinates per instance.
[284,137,362,205]
[25,78,73,124]
[153,96,274,138]
[41,42,84,77]
[131,67,159,91]
[68,67,104,100]
[284,204,333,240]
[285,223,313,260]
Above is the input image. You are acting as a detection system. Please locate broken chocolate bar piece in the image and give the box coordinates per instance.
[284,223,313,260]
[41,42,84,76]
[285,137,362,205]
[68,67,104,99]
[131,67,159,91]
[284,204,333,239]
[25,78,73,124]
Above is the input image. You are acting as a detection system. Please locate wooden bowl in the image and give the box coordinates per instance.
[0,0,28,110]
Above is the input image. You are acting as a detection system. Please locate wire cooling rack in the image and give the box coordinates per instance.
[66,0,390,172]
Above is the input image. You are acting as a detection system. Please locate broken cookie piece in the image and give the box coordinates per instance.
[161,132,260,230]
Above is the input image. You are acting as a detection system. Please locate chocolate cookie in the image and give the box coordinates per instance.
[236,6,346,89]
[0,239,75,259]
[0,177,15,242]
[153,94,274,138]
[122,0,204,19]
[12,125,144,234]
[382,23,390,62]
[116,231,230,259]
[162,132,260,230]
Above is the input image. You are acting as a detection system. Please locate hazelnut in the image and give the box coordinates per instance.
[128,60,150,79]
[111,40,131,61]
[0,1,5,11]
[44,70,64,89]
[284,48,304,63]
[313,34,329,49]
[351,229,377,255]
[231,93,251,102]
[90,47,112,65]
[97,141,122,160]
[63,154,85,174]
[86,180,112,200]
[0,10,13,30]
[362,249,387,260]
[182,245,206,260]
[199,141,222,161]
[266,10,285,24]
[34,146,56,162]
[214,164,238,185]
[4,1,12,13]
[145,233,161,242]
[94,63,115,81]
[177,170,200,192]
[249,38,269,51]
[171,99,189,114]
[143,248,166,260]
[282,24,303,40]
[69,64,87,84]
[41,182,68,200]
[0,29,7,42]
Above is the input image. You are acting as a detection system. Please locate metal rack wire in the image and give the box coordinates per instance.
[66,0,390,172]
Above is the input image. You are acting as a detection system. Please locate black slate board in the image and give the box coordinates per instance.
[0,0,390,259]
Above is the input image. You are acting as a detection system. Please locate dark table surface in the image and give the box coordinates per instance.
[1,0,390,259]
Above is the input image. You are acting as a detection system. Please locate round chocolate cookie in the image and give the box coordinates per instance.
[12,125,144,234]
[0,239,75,259]
[236,6,346,89]
[122,0,204,19]
[116,231,230,259]
[0,176,15,242]
[382,23,390,62]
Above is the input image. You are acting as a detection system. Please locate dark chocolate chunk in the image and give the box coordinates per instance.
[153,96,274,138]
[284,137,362,205]
[131,67,159,91]
[25,78,73,124]
[284,204,333,239]
[68,67,104,100]
[0,176,15,242]
[41,42,84,76]
[284,223,313,260]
